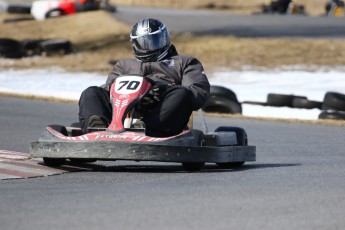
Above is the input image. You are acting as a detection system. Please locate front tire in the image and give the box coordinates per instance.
[69,158,97,163]
[216,162,245,168]
[43,158,66,166]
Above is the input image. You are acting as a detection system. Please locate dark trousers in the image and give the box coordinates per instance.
[78,86,193,137]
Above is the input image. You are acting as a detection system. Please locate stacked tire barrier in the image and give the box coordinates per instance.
[0,38,24,58]
[319,92,345,120]
[0,38,72,58]
[202,86,242,114]
[201,87,345,121]
[242,92,345,121]
[0,2,31,14]
[266,93,322,109]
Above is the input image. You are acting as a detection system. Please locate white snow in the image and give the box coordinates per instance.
[1,67,345,120]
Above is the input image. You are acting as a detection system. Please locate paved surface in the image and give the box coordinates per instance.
[0,150,94,180]
[1,96,345,230]
[113,7,345,38]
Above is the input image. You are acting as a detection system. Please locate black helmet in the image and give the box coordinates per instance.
[130,18,171,62]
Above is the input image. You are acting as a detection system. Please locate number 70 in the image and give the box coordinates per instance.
[117,80,140,90]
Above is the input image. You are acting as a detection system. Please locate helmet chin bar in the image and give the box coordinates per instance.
[134,45,170,62]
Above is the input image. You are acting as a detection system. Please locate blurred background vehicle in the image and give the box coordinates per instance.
[325,0,344,16]
[31,0,114,20]
[261,0,305,15]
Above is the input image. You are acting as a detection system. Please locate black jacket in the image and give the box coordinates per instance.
[103,45,210,110]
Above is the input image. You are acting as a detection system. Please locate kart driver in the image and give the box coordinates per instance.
[78,18,210,137]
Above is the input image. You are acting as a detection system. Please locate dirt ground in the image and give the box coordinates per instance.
[11,0,332,16]
[1,9,345,74]
[110,0,331,16]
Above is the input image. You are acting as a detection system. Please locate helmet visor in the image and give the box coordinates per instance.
[131,32,167,54]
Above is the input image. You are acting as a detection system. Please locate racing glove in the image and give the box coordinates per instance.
[141,83,169,107]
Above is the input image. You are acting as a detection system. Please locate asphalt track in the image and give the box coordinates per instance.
[1,8,345,230]
[1,95,345,230]
[114,7,345,38]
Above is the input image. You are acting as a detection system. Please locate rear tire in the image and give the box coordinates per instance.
[182,162,205,171]
[43,125,68,166]
[69,158,97,163]
[217,162,245,168]
[214,126,248,145]
[214,126,247,168]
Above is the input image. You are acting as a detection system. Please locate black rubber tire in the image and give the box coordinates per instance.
[292,98,322,109]
[318,110,345,120]
[0,38,24,58]
[42,125,69,166]
[210,85,239,103]
[182,162,205,171]
[7,4,31,14]
[214,126,248,146]
[242,100,268,106]
[214,126,247,168]
[267,93,307,107]
[40,39,72,56]
[217,161,245,169]
[69,158,97,163]
[322,92,345,111]
[21,39,46,56]
[43,158,66,166]
[45,8,65,18]
[203,96,242,114]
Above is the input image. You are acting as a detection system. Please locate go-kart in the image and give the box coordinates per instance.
[31,0,113,21]
[30,75,256,171]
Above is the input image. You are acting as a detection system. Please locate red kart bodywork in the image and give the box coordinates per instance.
[58,1,76,14]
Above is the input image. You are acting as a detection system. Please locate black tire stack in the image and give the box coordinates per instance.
[266,93,322,109]
[0,38,24,58]
[202,85,242,114]
[201,87,345,121]
[319,92,345,120]
[0,38,73,58]
[0,2,31,14]
[263,92,345,120]
[242,92,345,121]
